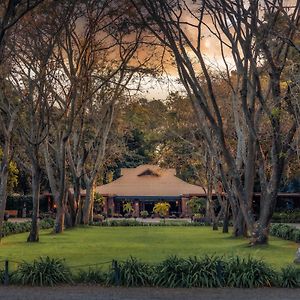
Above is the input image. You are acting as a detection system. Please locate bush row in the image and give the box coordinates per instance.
[90,219,213,227]
[1,218,54,237]
[270,224,300,243]
[1,256,299,288]
[272,211,300,223]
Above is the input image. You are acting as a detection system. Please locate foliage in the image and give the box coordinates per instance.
[75,268,106,284]
[1,218,54,237]
[272,211,300,223]
[224,256,276,288]
[2,254,300,287]
[123,202,134,215]
[91,219,217,227]
[192,213,203,222]
[108,257,153,286]
[0,147,19,193]
[152,255,186,287]
[5,195,50,212]
[153,255,225,288]
[270,224,300,243]
[153,202,170,218]
[279,265,300,288]
[187,197,206,214]
[140,210,149,218]
[11,257,72,286]
[94,193,105,209]
[93,214,105,223]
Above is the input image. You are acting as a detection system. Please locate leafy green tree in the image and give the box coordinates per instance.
[0,148,19,194]
[187,197,206,215]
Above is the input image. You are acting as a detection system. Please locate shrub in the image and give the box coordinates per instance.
[153,255,225,288]
[192,213,203,222]
[1,218,54,237]
[184,256,225,287]
[2,255,299,288]
[112,213,122,218]
[123,203,134,216]
[270,223,300,242]
[108,257,153,287]
[272,211,300,223]
[75,268,106,284]
[93,214,105,223]
[292,230,300,243]
[140,210,149,218]
[12,257,72,286]
[0,269,4,285]
[91,219,212,227]
[225,256,276,288]
[153,202,170,218]
[279,265,300,288]
[187,197,206,214]
[153,256,187,287]
[40,218,55,229]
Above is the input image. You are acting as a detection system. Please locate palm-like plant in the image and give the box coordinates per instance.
[123,202,134,217]
[153,202,170,221]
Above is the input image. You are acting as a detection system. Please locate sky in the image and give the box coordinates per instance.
[136,0,298,100]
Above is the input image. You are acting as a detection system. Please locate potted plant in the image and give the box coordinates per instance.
[192,213,202,222]
[123,202,134,218]
[93,214,104,223]
[140,210,149,219]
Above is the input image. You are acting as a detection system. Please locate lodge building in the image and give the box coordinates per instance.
[96,165,208,217]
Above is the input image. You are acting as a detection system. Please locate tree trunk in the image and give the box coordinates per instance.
[222,200,229,233]
[233,209,247,237]
[72,178,82,225]
[0,167,9,241]
[212,221,218,230]
[82,181,95,225]
[52,140,68,234]
[27,163,41,242]
[64,189,76,229]
[0,136,11,241]
[67,191,77,227]
[54,198,65,233]
[250,192,277,245]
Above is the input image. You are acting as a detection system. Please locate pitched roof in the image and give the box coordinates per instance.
[95,165,207,197]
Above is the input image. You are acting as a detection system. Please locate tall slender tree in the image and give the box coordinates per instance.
[132,0,300,244]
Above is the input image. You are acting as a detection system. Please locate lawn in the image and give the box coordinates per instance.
[0,226,298,270]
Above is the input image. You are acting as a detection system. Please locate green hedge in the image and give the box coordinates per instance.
[1,218,54,237]
[2,255,299,287]
[270,224,300,243]
[91,219,213,227]
[272,211,300,223]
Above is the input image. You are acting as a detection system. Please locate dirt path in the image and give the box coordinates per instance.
[0,286,300,300]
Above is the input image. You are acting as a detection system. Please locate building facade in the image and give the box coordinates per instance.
[96,165,208,217]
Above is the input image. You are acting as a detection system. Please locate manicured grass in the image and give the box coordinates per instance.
[0,226,298,270]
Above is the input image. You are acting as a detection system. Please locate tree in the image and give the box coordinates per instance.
[0,0,45,241]
[0,0,45,61]
[57,1,142,225]
[132,0,300,244]
[8,3,66,241]
[0,148,19,193]
[187,196,206,215]
[153,202,170,220]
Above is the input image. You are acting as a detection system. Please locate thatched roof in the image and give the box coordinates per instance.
[95,165,207,197]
